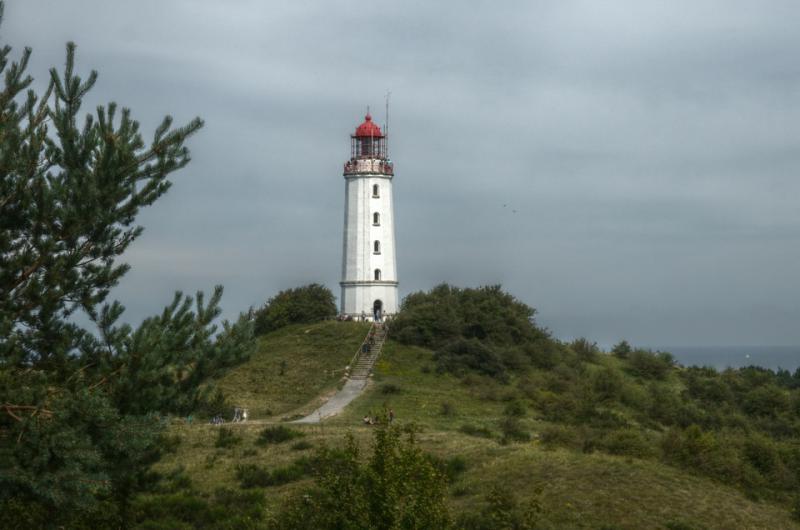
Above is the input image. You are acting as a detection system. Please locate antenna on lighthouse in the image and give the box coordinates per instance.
[384,90,391,157]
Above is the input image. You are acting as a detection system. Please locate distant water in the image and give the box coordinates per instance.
[650,346,800,372]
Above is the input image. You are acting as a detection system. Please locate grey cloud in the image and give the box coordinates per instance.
[4,0,799,347]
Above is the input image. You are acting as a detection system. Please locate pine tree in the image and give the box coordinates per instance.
[0,4,253,525]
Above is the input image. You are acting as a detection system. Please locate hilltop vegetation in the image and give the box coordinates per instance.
[252,283,337,336]
[136,285,800,529]
[389,285,800,509]
[5,259,794,527]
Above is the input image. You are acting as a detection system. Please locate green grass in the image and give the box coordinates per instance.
[444,437,797,529]
[332,340,511,433]
[155,324,800,529]
[214,320,369,418]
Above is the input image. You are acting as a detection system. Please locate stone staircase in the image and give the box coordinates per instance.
[348,323,388,380]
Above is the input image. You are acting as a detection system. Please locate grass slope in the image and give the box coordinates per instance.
[159,323,800,529]
[214,321,369,418]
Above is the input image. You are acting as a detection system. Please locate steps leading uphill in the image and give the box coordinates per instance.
[348,322,387,380]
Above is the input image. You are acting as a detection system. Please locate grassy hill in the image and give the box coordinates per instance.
[213,320,369,418]
[153,321,800,529]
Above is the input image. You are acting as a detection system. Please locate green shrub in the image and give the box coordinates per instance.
[683,370,734,404]
[612,340,632,359]
[619,380,650,410]
[539,424,582,450]
[503,399,527,418]
[570,337,600,362]
[524,339,562,369]
[272,427,451,529]
[592,367,624,402]
[435,338,507,380]
[256,425,304,445]
[499,416,530,444]
[393,284,542,347]
[428,454,468,482]
[391,284,559,382]
[741,433,783,478]
[661,426,743,486]
[599,428,655,459]
[535,389,580,423]
[253,283,337,335]
[628,350,674,380]
[380,383,402,395]
[457,485,542,530]
[235,463,271,488]
[742,384,790,417]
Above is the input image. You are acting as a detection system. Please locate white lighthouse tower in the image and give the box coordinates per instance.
[340,112,399,320]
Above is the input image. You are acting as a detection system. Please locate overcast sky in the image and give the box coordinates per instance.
[4,1,799,347]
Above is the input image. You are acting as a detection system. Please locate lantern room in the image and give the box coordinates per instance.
[351,113,387,159]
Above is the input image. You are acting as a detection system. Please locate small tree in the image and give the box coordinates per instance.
[0,8,253,524]
[253,283,337,335]
[612,340,632,359]
[274,425,451,529]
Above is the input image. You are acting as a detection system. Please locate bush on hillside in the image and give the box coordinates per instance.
[434,338,507,380]
[457,485,543,530]
[591,367,625,402]
[742,384,791,418]
[256,425,304,445]
[598,428,655,458]
[253,283,337,335]
[612,340,632,359]
[427,454,468,483]
[570,337,600,362]
[627,349,674,380]
[683,369,735,404]
[272,427,451,530]
[393,284,546,349]
[524,338,563,369]
[393,284,561,380]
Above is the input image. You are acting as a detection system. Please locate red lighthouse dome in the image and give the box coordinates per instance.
[353,113,384,138]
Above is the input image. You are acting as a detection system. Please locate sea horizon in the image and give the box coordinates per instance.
[646,345,800,372]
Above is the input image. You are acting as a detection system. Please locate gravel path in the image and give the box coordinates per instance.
[292,378,368,423]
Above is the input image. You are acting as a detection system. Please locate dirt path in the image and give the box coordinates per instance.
[292,378,368,423]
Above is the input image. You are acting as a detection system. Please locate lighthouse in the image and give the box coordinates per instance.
[340,112,399,320]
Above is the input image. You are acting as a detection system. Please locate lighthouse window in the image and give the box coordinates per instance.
[358,138,375,157]
[373,212,380,225]
[373,240,381,254]
[372,184,379,197]
[374,269,381,281]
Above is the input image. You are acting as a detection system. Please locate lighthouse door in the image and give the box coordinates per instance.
[373,299,383,321]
